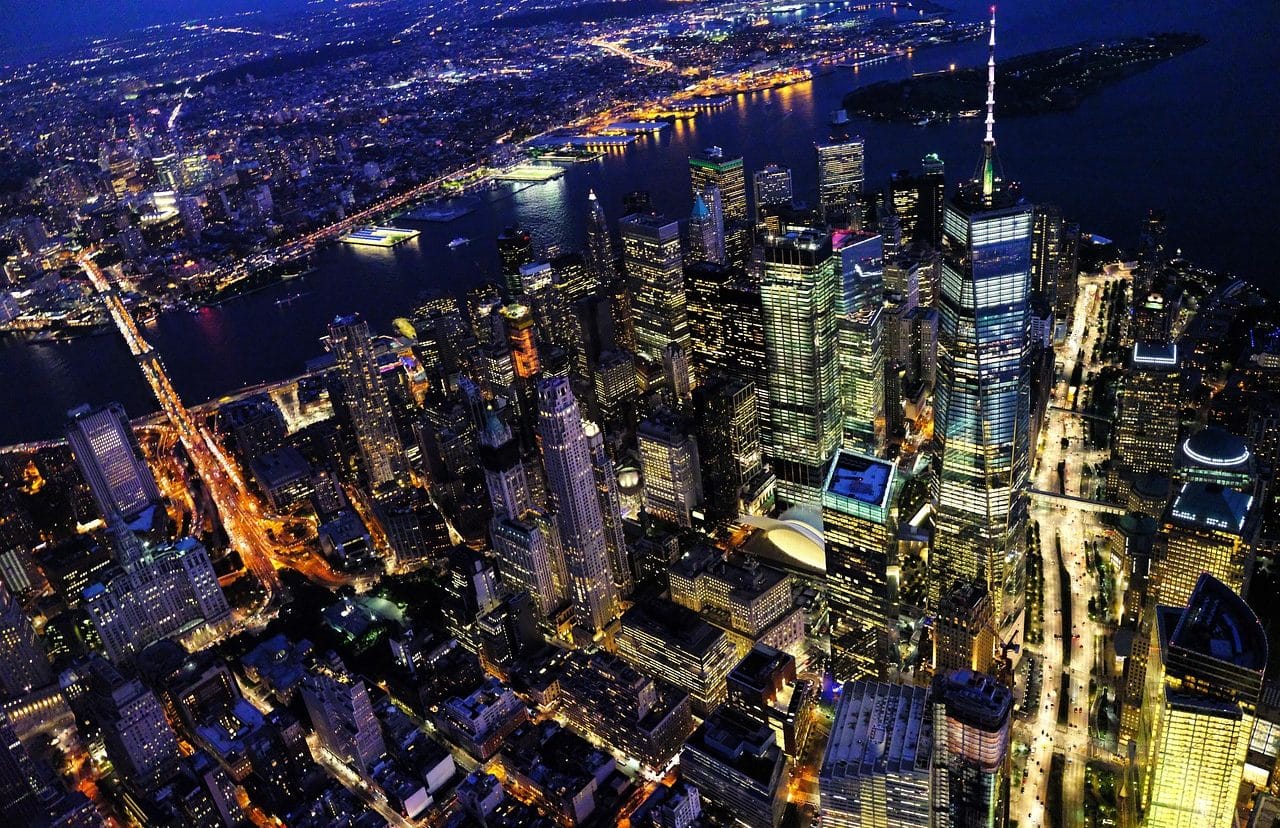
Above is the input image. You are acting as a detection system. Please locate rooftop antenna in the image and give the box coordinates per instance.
[981,6,997,203]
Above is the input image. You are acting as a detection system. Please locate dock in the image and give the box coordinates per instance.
[493,164,567,183]
[339,226,421,248]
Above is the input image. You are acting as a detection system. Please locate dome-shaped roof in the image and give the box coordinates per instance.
[1181,427,1251,468]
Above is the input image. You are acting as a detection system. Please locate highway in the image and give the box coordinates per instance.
[80,252,285,605]
[1016,276,1116,828]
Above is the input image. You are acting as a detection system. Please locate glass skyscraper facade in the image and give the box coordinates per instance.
[930,159,1034,632]
[760,229,842,511]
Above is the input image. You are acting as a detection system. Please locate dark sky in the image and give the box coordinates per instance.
[0,0,312,62]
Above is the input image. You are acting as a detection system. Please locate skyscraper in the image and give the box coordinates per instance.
[584,190,614,291]
[753,165,794,224]
[821,680,932,828]
[301,654,386,777]
[478,411,532,523]
[816,138,866,224]
[500,303,541,380]
[585,421,633,595]
[837,304,885,455]
[919,153,946,249]
[536,378,621,636]
[620,212,689,365]
[491,509,567,619]
[638,417,703,528]
[1136,574,1267,828]
[0,584,52,698]
[1156,481,1257,608]
[66,402,161,523]
[1030,204,1065,309]
[930,10,1033,633]
[761,229,842,510]
[822,450,900,680]
[1114,342,1180,479]
[688,186,726,265]
[79,655,179,786]
[329,313,409,489]
[933,579,997,676]
[889,169,922,247]
[497,226,534,297]
[684,260,734,384]
[931,669,1012,828]
[689,147,747,224]
[694,375,765,524]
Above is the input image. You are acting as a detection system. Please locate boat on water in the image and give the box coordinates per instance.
[448,237,470,249]
[275,291,309,307]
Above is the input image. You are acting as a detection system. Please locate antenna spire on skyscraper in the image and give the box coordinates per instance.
[981,6,997,201]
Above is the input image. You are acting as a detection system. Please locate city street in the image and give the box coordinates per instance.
[1015,276,1116,827]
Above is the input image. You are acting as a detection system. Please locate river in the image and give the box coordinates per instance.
[3,0,1277,444]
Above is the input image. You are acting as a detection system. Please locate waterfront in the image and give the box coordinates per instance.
[2,0,1276,444]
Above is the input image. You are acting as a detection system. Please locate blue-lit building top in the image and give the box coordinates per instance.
[823,449,896,520]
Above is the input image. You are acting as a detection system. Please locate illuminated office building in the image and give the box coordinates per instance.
[689,147,747,224]
[1173,427,1256,491]
[822,450,901,680]
[760,229,842,510]
[919,153,946,249]
[617,598,738,716]
[753,165,794,223]
[66,402,161,524]
[592,350,639,436]
[491,509,566,619]
[930,10,1033,633]
[301,655,386,777]
[682,708,789,828]
[1114,342,1181,479]
[821,680,932,828]
[934,579,997,676]
[328,313,409,489]
[816,137,866,224]
[478,411,532,523]
[684,260,734,383]
[694,375,765,524]
[930,668,1012,828]
[1136,574,1267,828]
[500,304,541,379]
[638,417,702,528]
[689,186,726,265]
[1030,204,1065,309]
[584,190,614,290]
[1156,481,1257,609]
[536,378,621,636]
[585,421,633,595]
[0,584,52,697]
[889,169,922,247]
[620,212,689,365]
[838,304,885,454]
[497,226,534,296]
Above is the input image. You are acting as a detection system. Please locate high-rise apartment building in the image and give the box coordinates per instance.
[329,313,408,489]
[497,226,534,297]
[760,229,842,510]
[816,138,866,224]
[620,213,688,365]
[536,378,621,635]
[930,12,1033,633]
[889,169,922,247]
[584,191,614,291]
[823,450,901,680]
[933,579,997,676]
[66,402,161,523]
